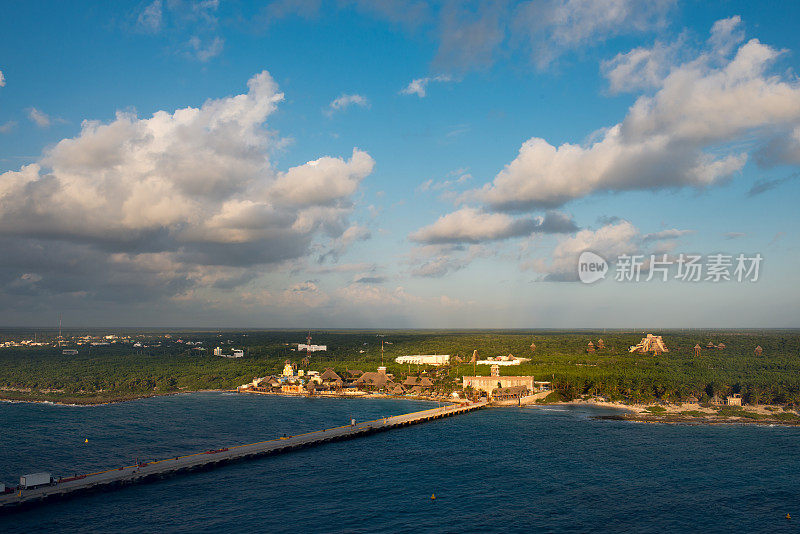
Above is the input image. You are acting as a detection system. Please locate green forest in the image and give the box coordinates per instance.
[0,329,798,405]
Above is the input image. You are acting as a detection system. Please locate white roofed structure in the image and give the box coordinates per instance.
[395,354,450,366]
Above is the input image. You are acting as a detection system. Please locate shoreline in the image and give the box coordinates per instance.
[0,389,229,407]
[0,389,453,407]
[5,391,800,427]
[527,398,800,426]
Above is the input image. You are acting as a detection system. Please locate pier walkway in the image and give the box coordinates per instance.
[0,401,486,512]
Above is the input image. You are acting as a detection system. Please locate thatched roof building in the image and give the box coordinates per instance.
[320,368,342,382]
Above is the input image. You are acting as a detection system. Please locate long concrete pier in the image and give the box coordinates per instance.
[0,401,486,512]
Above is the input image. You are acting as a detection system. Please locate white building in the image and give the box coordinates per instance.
[476,355,531,366]
[298,343,327,352]
[395,355,451,366]
[232,349,244,358]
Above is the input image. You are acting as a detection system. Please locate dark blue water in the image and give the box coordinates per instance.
[1,394,799,533]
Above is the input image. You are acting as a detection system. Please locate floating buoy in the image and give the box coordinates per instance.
[84,438,89,443]
[431,494,436,500]
[787,513,791,520]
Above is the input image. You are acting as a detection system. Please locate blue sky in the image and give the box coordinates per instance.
[0,0,798,328]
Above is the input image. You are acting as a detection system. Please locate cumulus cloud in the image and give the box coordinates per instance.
[756,127,800,167]
[0,70,5,87]
[27,107,52,128]
[529,221,641,280]
[326,93,370,115]
[0,121,16,134]
[601,38,683,94]
[472,18,800,210]
[317,223,372,263]
[523,220,695,281]
[410,207,577,245]
[0,71,374,305]
[400,75,452,97]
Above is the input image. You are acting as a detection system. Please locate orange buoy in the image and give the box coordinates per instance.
[431,494,436,500]
[787,513,791,520]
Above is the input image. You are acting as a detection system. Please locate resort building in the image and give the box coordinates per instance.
[395,355,451,366]
[476,354,531,366]
[462,375,536,395]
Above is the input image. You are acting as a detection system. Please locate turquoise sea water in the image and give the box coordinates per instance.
[1,393,799,533]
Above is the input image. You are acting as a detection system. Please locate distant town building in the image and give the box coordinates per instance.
[62,349,78,355]
[283,362,295,377]
[395,355,450,366]
[213,347,223,356]
[597,339,605,349]
[754,345,763,356]
[490,364,500,377]
[530,342,536,352]
[629,334,669,354]
[587,341,595,353]
[298,344,327,352]
[694,344,701,358]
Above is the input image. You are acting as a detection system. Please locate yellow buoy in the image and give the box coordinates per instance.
[787,513,791,520]
[84,438,89,443]
[431,494,436,500]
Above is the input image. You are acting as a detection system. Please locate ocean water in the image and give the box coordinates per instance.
[1,393,799,533]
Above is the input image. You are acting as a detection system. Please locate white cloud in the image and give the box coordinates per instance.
[410,207,577,245]
[602,38,682,94]
[642,228,695,241]
[336,283,422,307]
[326,93,370,115]
[406,243,490,278]
[188,35,224,61]
[27,107,52,128]
[0,70,5,87]
[525,220,694,280]
[400,75,452,97]
[473,20,800,210]
[0,71,374,277]
[137,0,163,32]
[529,221,640,280]
[708,15,745,56]
[0,121,16,134]
[513,0,674,69]
[280,280,330,307]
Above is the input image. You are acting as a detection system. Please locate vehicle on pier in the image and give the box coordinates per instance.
[20,472,54,489]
